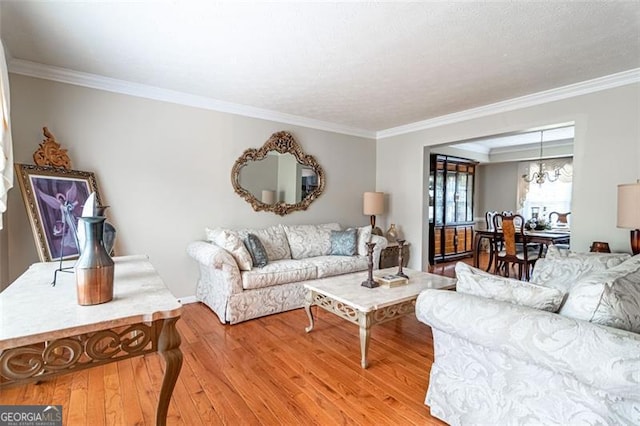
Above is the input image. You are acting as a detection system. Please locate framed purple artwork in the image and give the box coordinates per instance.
[15,163,103,262]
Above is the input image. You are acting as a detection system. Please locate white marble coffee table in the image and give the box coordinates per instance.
[304,267,456,368]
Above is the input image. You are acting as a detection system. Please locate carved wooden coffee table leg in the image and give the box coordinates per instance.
[156,317,183,426]
[305,291,315,332]
[358,311,372,368]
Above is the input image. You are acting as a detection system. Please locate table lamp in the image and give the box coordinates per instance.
[363,191,384,236]
[617,181,640,255]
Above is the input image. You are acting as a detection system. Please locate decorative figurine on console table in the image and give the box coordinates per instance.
[396,239,408,278]
[361,242,379,288]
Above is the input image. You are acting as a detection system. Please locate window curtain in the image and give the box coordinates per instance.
[517,157,573,215]
[0,40,13,230]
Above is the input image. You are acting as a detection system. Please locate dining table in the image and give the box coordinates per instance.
[473,228,571,271]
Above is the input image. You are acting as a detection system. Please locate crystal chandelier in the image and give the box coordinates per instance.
[522,131,560,184]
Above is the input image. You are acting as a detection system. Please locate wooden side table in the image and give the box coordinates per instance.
[0,255,182,426]
[380,242,410,269]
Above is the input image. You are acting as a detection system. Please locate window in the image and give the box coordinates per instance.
[517,158,573,223]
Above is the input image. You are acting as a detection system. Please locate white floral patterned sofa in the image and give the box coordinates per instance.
[187,223,387,324]
[416,246,640,425]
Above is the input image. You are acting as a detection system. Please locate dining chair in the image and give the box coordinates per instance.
[485,211,499,230]
[483,211,499,271]
[492,213,540,281]
[549,211,571,226]
[549,211,571,250]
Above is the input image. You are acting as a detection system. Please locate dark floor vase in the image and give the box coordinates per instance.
[76,216,114,305]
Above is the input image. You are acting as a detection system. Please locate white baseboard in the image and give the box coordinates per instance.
[177,295,198,304]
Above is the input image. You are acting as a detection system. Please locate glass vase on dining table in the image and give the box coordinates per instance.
[531,206,540,220]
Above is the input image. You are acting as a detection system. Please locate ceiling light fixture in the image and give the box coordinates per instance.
[521,130,560,185]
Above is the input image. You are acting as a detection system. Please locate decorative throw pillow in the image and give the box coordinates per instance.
[559,255,640,332]
[205,227,253,271]
[356,225,373,256]
[244,233,269,268]
[455,262,564,312]
[544,245,631,266]
[236,226,291,261]
[282,223,341,259]
[532,246,632,295]
[329,229,357,256]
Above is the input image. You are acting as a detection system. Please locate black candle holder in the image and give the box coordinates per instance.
[396,239,408,278]
[361,242,378,288]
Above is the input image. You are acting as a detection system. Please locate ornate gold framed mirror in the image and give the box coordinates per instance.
[231,131,325,215]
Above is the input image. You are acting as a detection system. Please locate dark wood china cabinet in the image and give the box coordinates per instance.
[428,154,478,265]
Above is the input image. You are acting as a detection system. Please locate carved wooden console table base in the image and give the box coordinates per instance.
[0,255,182,426]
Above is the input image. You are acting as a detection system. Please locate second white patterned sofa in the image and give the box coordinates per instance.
[187,223,387,324]
[416,247,640,425]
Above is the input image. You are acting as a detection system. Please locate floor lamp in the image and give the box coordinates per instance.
[617,181,640,255]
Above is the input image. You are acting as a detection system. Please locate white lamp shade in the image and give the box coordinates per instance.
[261,190,276,205]
[363,192,384,215]
[617,182,640,229]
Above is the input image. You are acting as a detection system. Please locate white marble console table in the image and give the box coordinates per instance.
[0,255,182,426]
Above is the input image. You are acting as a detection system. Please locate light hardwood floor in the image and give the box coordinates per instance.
[1,256,488,425]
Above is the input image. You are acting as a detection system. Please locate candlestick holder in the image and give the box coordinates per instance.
[396,239,408,278]
[361,242,378,288]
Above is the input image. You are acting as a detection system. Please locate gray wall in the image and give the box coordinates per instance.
[476,162,519,221]
[7,74,377,297]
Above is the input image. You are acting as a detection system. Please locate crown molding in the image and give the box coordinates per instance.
[377,68,640,139]
[8,59,376,139]
[8,58,639,142]
[491,138,574,155]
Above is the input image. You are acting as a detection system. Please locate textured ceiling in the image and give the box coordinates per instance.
[2,2,640,133]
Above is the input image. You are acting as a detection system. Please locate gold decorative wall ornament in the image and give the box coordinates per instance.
[231,131,326,216]
[33,127,71,169]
